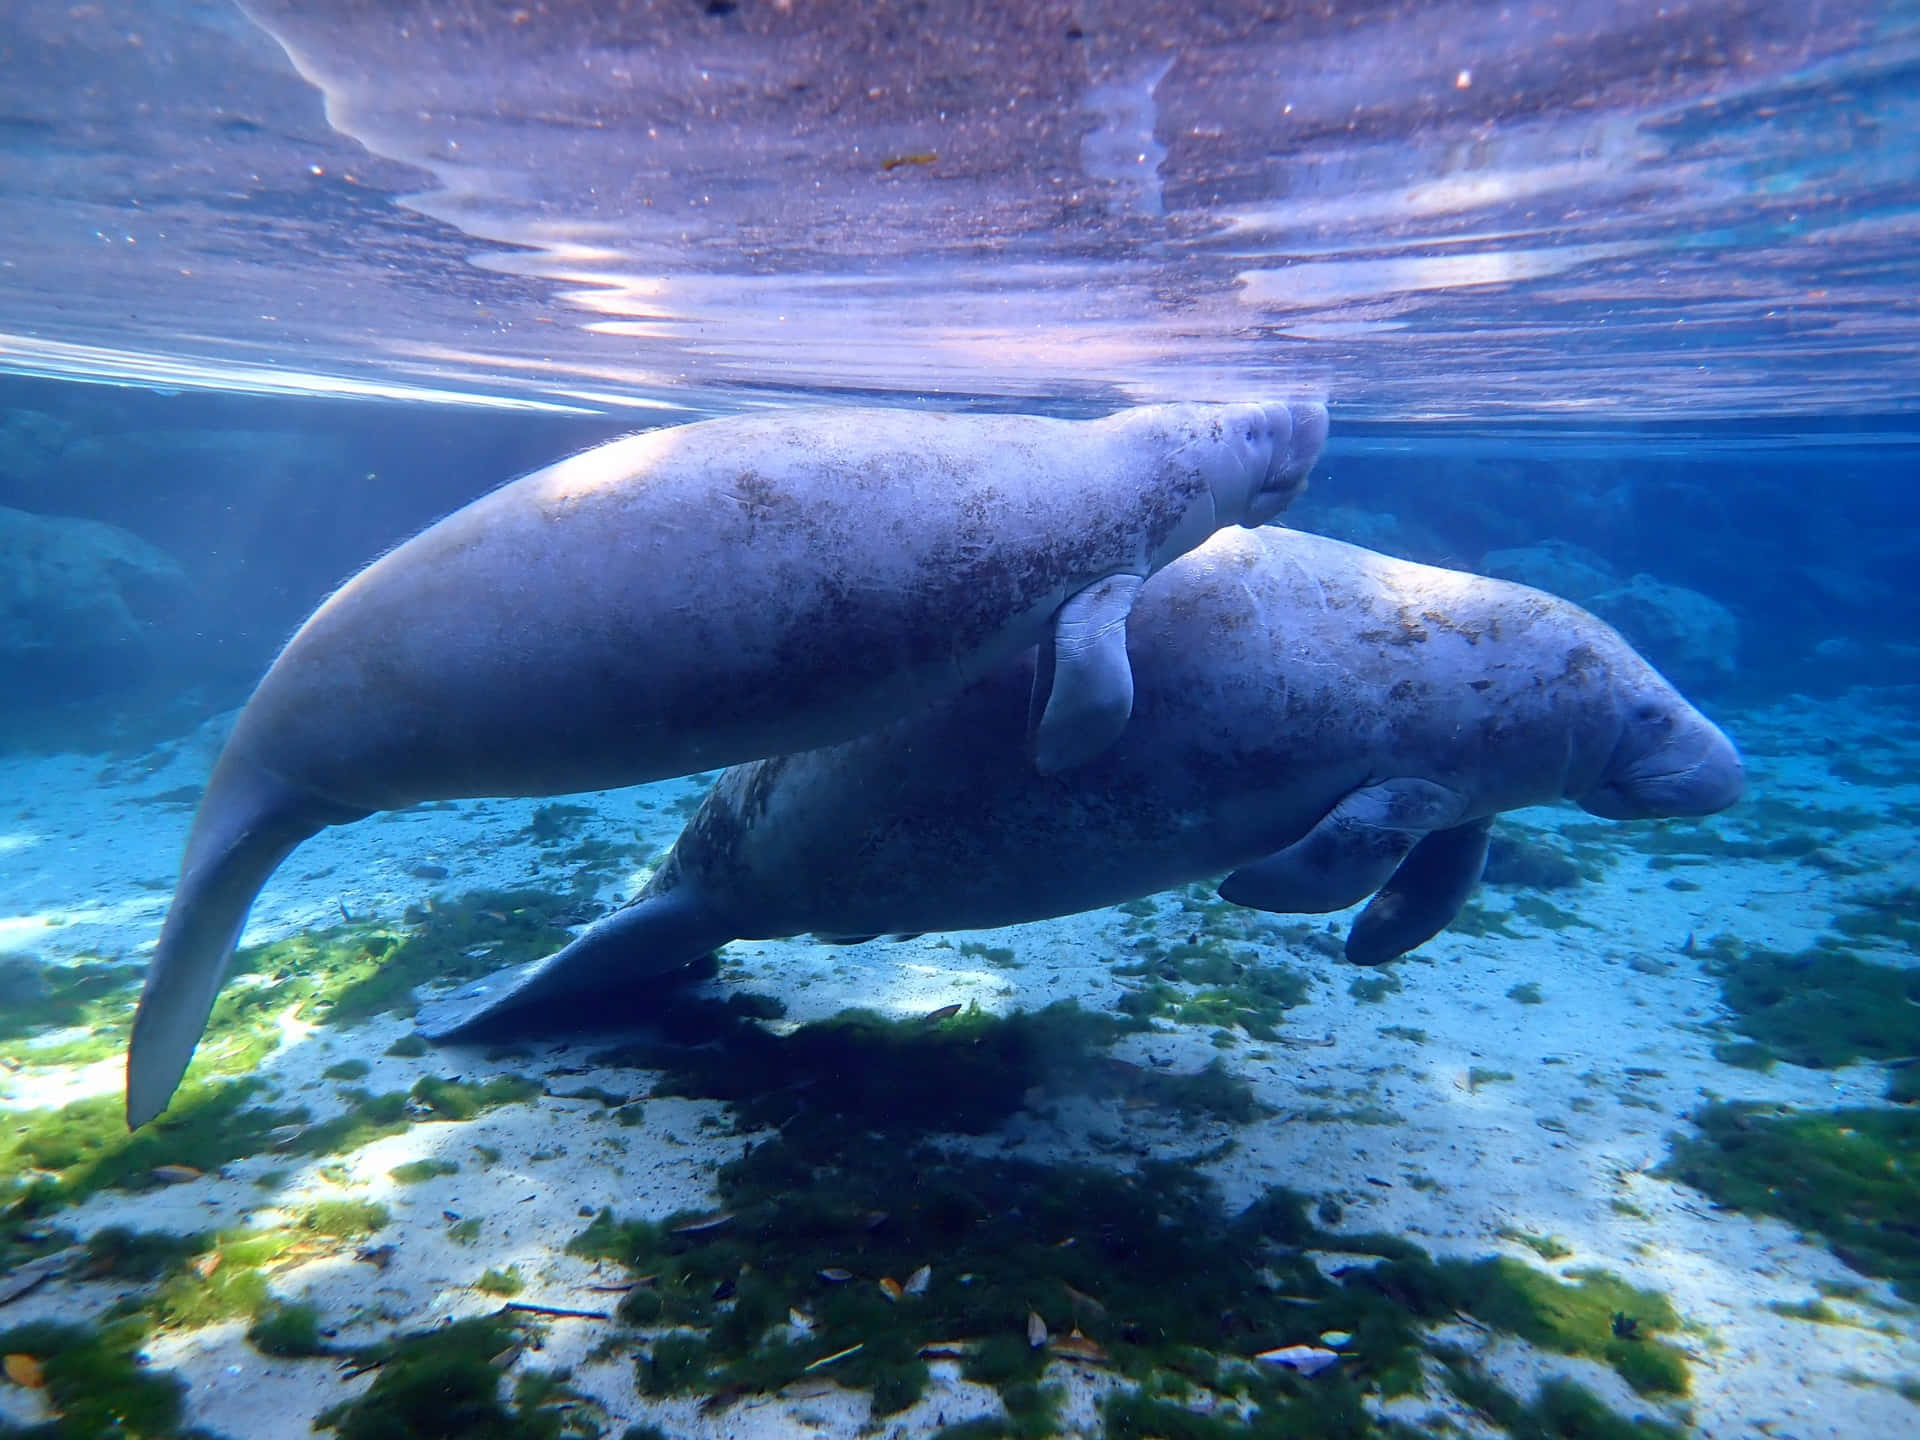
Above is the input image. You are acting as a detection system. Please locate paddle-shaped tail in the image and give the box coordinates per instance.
[414,883,732,1042]
[125,752,351,1128]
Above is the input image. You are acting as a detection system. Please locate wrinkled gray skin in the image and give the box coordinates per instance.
[423,527,1743,1040]
[128,401,1327,1126]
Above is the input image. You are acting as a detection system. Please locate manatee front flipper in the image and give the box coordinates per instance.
[127,755,361,1128]
[1217,778,1469,915]
[415,885,731,1042]
[1344,818,1493,966]
[1031,572,1146,774]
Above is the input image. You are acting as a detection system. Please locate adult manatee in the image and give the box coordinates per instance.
[127,400,1327,1125]
[421,527,1743,1038]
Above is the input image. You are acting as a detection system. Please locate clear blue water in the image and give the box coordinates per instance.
[1,4,1918,1437]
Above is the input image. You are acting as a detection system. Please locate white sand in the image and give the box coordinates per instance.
[1,687,1917,1437]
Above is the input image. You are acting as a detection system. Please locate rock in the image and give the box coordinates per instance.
[1479,540,1617,607]
[1590,573,1740,690]
[0,411,73,484]
[1293,504,1453,565]
[0,505,187,657]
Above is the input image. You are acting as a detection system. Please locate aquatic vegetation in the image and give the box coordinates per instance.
[1507,982,1546,1005]
[1113,939,1310,1041]
[0,955,144,1067]
[474,1266,525,1297]
[1498,1229,1572,1261]
[1705,938,1920,1070]
[1510,894,1594,931]
[248,1299,332,1357]
[611,996,1156,1144]
[1347,972,1402,1003]
[1482,831,1585,890]
[389,1158,460,1184]
[0,1318,189,1437]
[410,1074,542,1122]
[1468,1068,1515,1092]
[1567,805,1875,871]
[1661,1102,1920,1300]
[325,1059,373,1080]
[559,1004,1693,1431]
[1437,1349,1687,1439]
[314,1313,596,1439]
[303,1200,390,1239]
[1449,902,1516,940]
[321,891,581,1026]
[574,1151,1438,1425]
[1767,1297,1857,1326]
[0,1077,295,1228]
[1829,885,1920,951]
[1890,1066,1920,1106]
[958,941,1020,968]
[151,1244,272,1328]
[280,1087,412,1156]
[188,888,579,1058]
[522,802,597,844]
[1431,1258,1687,1396]
[1710,1040,1776,1072]
[83,1226,206,1282]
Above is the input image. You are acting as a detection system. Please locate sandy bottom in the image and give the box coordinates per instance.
[0,688,1916,1438]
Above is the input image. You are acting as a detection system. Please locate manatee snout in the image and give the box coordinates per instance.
[1240,400,1327,524]
[1579,701,1745,821]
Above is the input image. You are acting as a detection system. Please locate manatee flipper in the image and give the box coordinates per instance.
[414,884,731,1041]
[1344,818,1493,966]
[127,754,362,1129]
[1031,572,1146,774]
[1217,778,1469,914]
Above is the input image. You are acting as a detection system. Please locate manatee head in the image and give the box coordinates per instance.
[1213,399,1329,526]
[1575,680,1744,821]
[1127,399,1326,537]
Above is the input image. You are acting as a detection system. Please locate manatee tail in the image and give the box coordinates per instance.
[414,883,732,1042]
[126,750,350,1129]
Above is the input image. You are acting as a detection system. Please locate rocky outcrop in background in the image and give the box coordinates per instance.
[0,503,188,658]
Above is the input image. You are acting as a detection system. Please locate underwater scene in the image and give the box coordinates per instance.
[4,3,1920,1439]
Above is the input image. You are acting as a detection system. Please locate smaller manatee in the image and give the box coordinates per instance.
[127,399,1329,1127]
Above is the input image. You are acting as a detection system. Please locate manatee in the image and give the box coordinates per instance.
[125,401,1324,1125]
[421,527,1743,1039]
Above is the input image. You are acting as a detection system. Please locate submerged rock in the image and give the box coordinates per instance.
[1479,539,1617,607]
[0,504,187,657]
[1590,572,1740,690]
